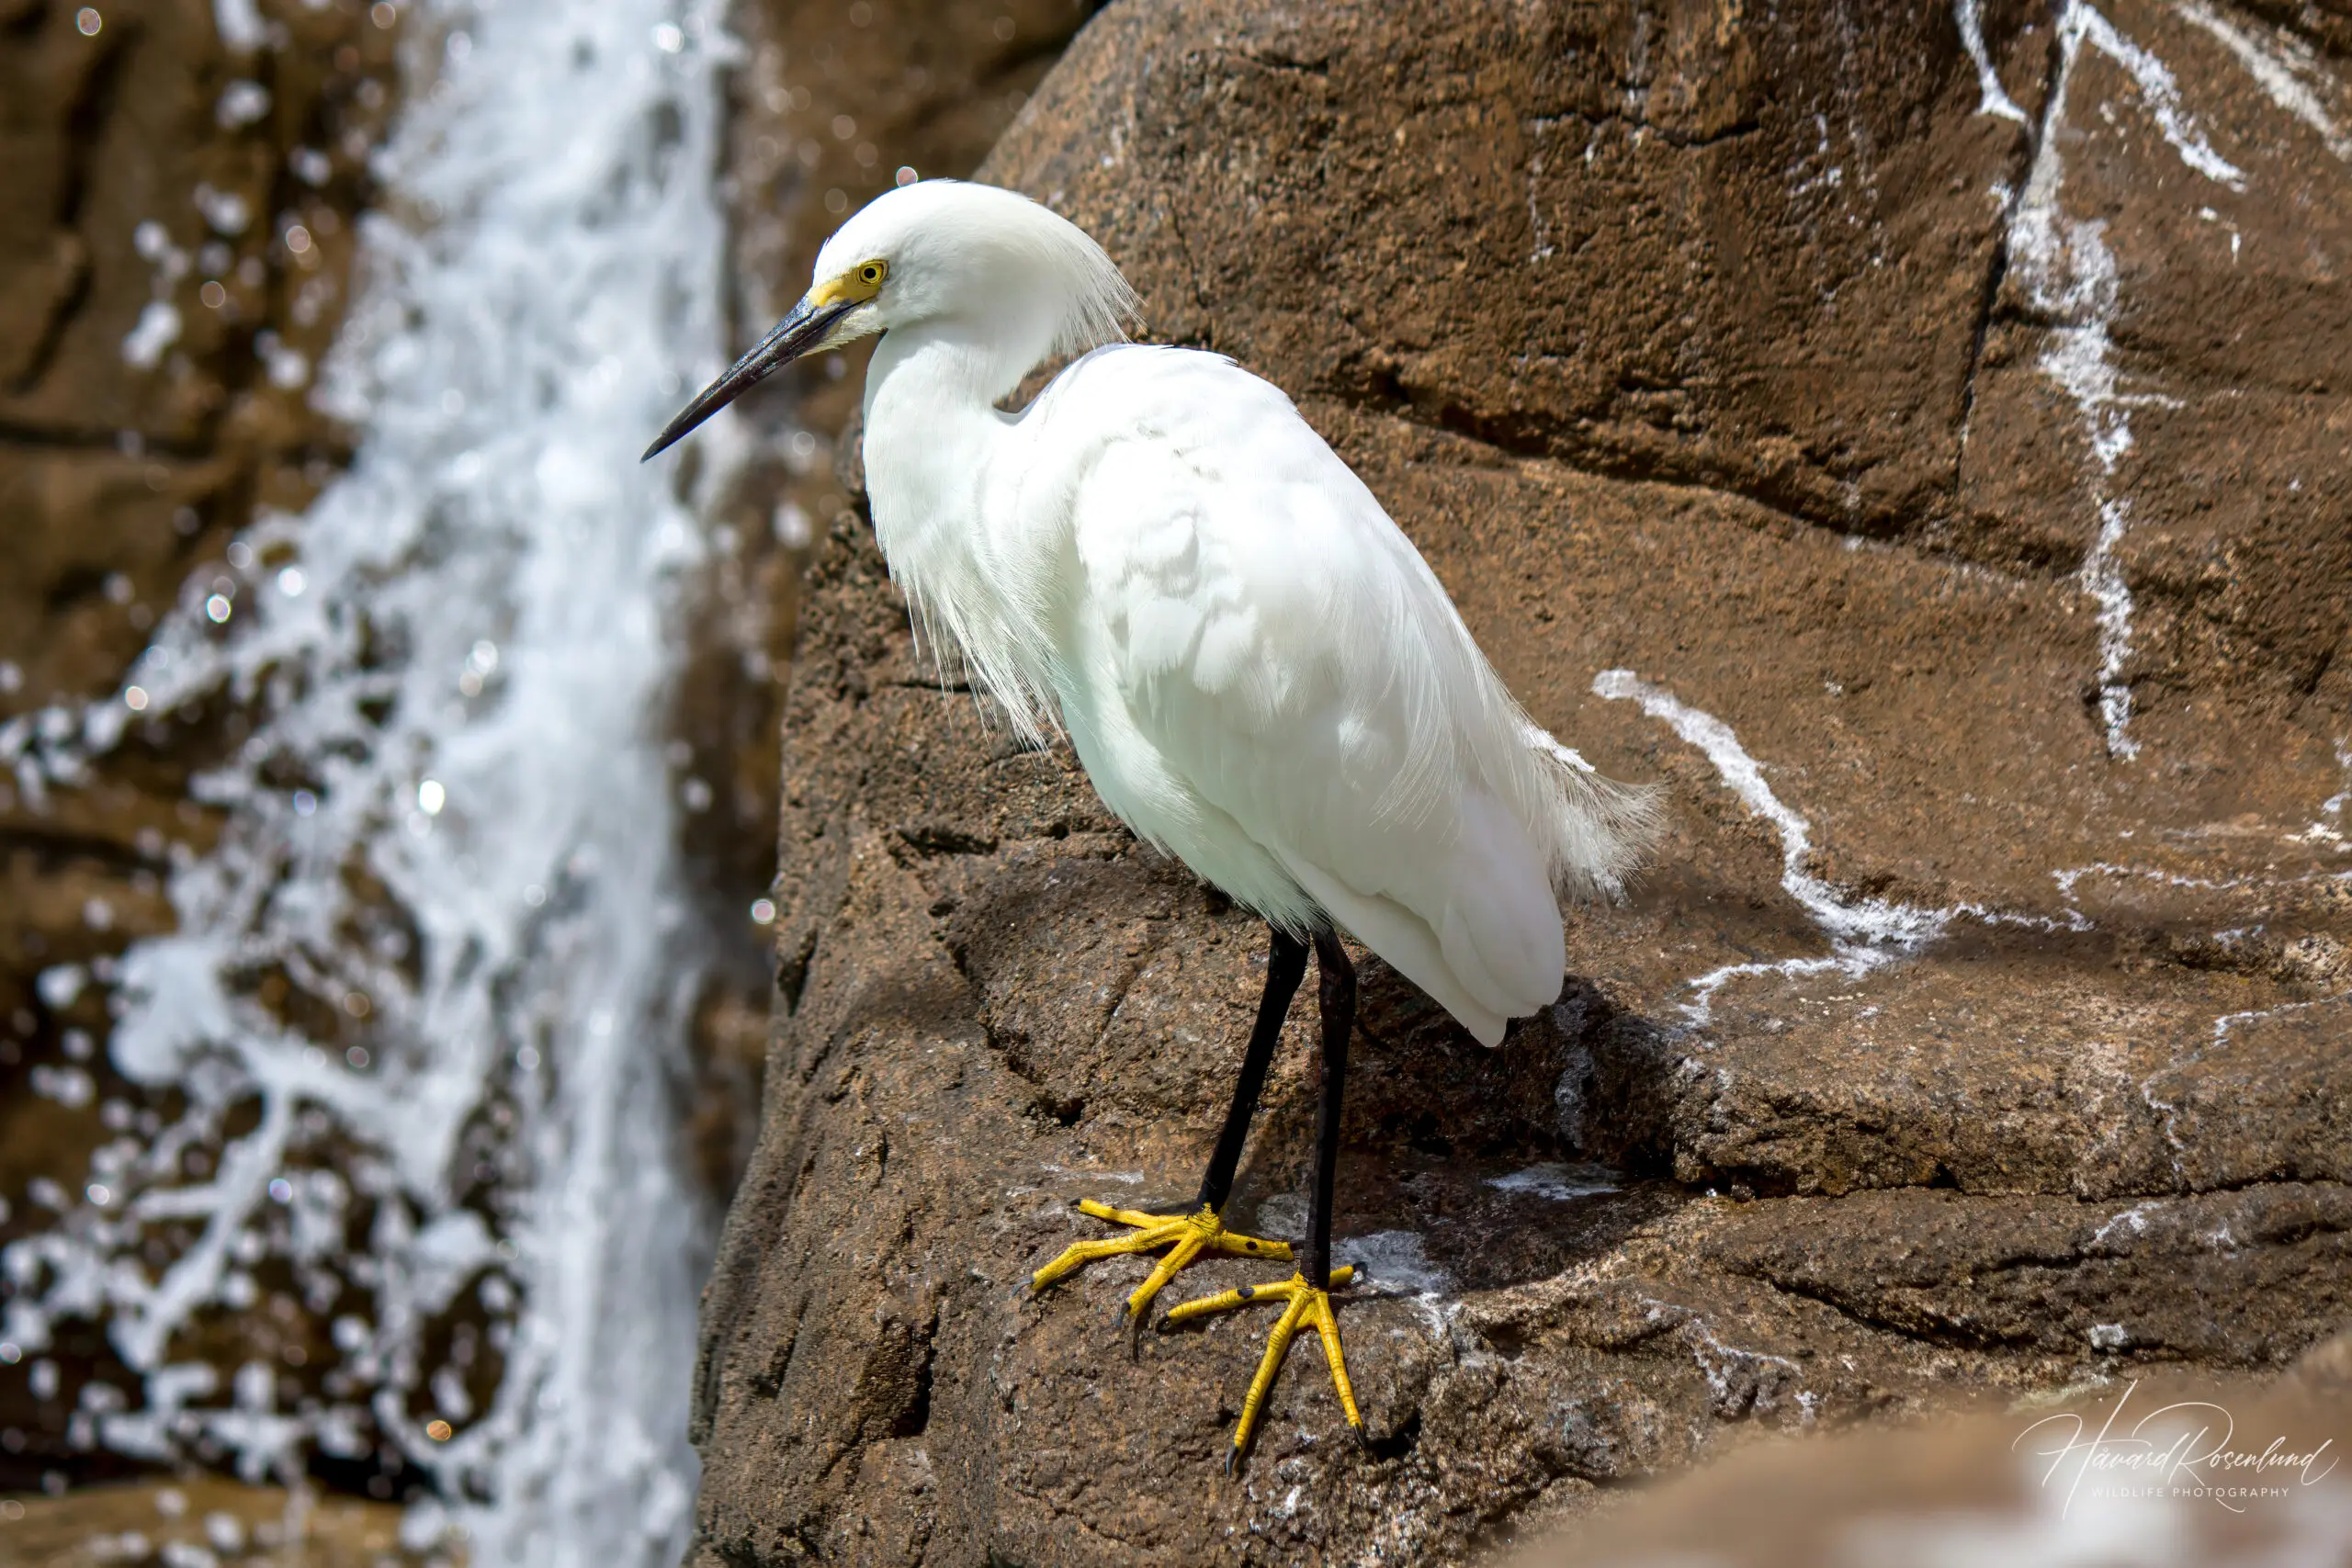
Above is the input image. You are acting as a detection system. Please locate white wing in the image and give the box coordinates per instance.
[1045,348,1649,1044]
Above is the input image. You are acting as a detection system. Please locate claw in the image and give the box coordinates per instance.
[1029,1200,1349,1466]
[1029,1201,1291,1323]
[1167,1267,1359,1463]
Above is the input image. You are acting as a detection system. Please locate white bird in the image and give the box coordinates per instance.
[647,178,1657,1465]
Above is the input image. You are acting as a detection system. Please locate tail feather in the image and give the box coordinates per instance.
[1520,721,1664,902]
[1265,729,1657,1051]
[1277,853,1511,1047]
[1439,786,1569,1016]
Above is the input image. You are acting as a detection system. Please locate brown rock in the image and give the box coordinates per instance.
[693,0,2352,1561]
[0,1476,420,1567]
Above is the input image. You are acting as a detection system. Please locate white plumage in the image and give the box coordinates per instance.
[670,180,1657,1045]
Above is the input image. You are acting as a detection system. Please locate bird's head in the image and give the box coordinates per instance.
[643,179,1136,461]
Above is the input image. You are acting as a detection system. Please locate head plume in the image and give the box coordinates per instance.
[815,180,1140,371]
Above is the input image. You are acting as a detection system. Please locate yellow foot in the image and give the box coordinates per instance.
[1030,1200,1293,1323]
[1165,1268,1362,1468]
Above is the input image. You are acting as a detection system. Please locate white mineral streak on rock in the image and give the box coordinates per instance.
[1595,671,1953,1024]
[1637,1297,1810,1421]
[2139,995,2349,1184]
[2090,1200,2161,1249]
[2051,861,2352,927]
[2173,0,2352,161]
[1955,0,2030,122]
[1970,2,2246,761]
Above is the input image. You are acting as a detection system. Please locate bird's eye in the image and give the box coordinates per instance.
[859,261,886,286]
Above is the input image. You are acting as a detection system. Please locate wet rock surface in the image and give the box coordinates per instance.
[0,0,399,1495]
[692,0,2352,1562]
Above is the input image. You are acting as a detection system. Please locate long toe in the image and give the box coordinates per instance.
[1163,1267,1361,1468]
[1028,1201,1278,1303]
[1026,1202,1351,1468]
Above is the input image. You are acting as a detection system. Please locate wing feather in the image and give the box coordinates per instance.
[1050,347,1649,1043]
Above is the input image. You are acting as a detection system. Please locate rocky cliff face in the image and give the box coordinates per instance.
[690,0,2352,1562]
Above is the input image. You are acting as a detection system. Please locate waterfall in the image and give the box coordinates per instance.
[1,0,748,1560]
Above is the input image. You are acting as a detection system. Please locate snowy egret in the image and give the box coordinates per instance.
[647,179,1657,1464]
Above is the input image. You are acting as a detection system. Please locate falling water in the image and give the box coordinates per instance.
[1,0,747,1561]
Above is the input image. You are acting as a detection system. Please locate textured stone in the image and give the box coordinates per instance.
[691,0,2352,1561]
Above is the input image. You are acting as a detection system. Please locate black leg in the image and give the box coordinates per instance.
[1158,925,1367,1466]
[1194,925,1309,1214]
[1305,928,1355,1287]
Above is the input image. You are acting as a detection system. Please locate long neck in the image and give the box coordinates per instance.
[860,321,1064,735]
[862,322,1021,568]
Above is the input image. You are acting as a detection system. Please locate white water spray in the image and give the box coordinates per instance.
[2,1,746,1561]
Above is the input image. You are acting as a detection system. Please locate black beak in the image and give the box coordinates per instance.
[640,295,857,462]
